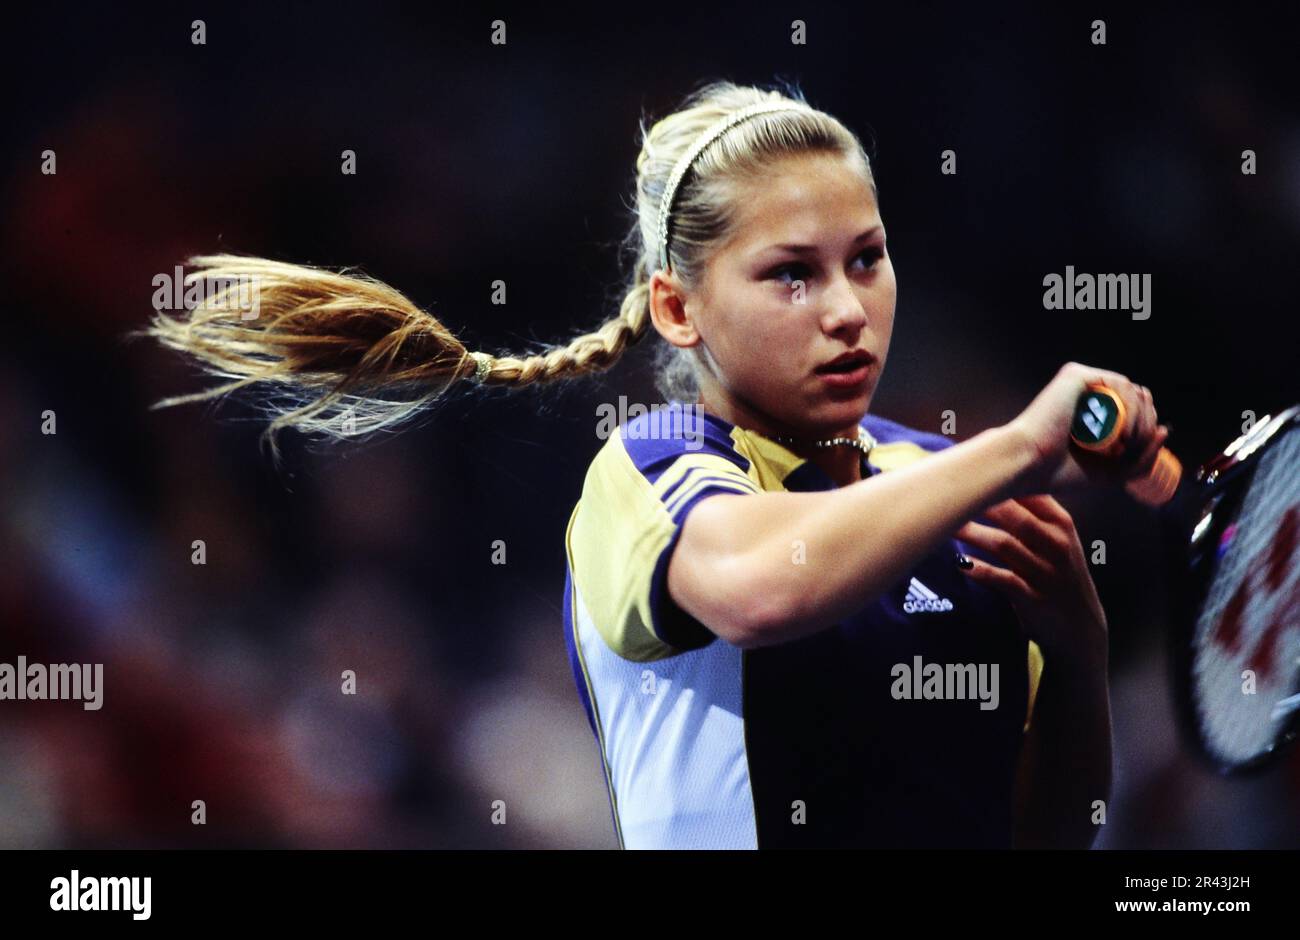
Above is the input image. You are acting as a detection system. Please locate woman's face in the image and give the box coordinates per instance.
[654,151,896,440]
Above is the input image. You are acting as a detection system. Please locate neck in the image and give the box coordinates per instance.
[696,390,866,488]
[768,427,867,487]
[797,444,865,488]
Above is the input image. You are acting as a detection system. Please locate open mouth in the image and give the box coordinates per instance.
[815,352,873,374]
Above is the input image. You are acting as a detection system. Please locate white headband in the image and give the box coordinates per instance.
[655,100,815,272]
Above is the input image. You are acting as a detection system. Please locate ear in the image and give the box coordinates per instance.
[648,269,702,349]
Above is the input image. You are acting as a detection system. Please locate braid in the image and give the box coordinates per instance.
[475,279,652,386]
[141,253,655,462]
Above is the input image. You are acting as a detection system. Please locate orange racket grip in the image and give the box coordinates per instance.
[1070,382,1182,506]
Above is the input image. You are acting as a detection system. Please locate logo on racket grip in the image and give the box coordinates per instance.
[1070,382,1182,505]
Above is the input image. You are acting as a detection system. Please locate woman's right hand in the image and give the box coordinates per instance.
[1006,361,1170,497]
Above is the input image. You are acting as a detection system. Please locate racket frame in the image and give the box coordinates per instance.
[1167,404,1300,775]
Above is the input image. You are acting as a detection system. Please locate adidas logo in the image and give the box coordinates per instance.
[902,577,954,614]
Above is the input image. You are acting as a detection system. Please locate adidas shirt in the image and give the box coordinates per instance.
[562,402,1044,849]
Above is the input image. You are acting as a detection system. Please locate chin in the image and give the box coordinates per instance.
[807,393,872,432]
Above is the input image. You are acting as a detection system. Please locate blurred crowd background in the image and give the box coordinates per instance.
[2,4,1297,848]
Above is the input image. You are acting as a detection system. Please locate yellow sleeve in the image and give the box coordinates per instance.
[567,434,759,662]
[1024,640,1044,733]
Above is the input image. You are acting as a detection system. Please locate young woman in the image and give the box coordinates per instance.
[146,80,1169,850]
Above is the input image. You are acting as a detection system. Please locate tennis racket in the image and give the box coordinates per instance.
[1164,404,1300,773]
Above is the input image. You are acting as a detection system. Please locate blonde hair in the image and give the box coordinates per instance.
[142,79,873,461]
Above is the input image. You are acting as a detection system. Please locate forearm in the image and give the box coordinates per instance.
[1013,630,1113,849]
[673,424,1037,646]
[744,424,1036,644]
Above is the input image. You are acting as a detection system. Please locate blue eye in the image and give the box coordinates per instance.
[768,248,884,285]
[856,246,884,269]
[770,263,809,284]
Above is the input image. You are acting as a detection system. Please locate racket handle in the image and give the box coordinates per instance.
[1070,382,1182,506]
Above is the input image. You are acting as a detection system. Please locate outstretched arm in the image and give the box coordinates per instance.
[669,425,1037,648]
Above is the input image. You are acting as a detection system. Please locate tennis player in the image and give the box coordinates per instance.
[144,80,1168,850]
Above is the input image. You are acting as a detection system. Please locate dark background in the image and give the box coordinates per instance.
[2,2,1297,847]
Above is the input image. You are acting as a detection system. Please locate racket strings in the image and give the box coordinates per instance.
[1191,427,1300,764]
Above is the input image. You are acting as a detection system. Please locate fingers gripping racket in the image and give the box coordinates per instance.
[1070,382,1182,506]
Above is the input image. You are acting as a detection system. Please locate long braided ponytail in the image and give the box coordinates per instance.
[141,80,867,461]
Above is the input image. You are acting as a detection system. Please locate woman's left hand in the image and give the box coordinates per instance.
[953,495,1107,658]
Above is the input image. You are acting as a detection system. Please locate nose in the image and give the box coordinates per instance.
[819,272,869,337]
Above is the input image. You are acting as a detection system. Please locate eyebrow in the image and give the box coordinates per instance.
[759,226,883,255]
